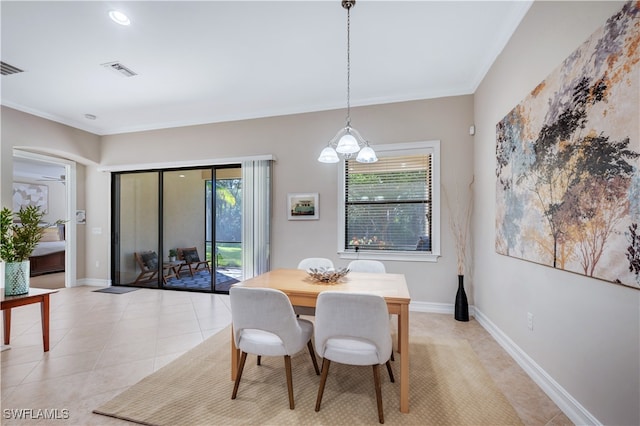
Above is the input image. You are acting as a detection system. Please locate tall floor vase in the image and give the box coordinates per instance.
[454,274,469,322]
[5,261,30,296]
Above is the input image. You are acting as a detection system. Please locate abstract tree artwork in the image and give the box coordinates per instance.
[496,2,640,289]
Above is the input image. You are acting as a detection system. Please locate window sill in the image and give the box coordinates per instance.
[337,250,440,263]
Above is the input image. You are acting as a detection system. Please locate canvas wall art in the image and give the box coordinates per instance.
[13,182,48,213]
[496,2,640,289]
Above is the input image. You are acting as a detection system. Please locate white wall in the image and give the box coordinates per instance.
[1,106,100,282]
[474,2,639,425]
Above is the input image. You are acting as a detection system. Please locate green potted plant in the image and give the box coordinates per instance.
[169,249,177,262]
[1,205,55,295]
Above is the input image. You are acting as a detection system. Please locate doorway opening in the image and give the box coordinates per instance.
[12,150,77,289]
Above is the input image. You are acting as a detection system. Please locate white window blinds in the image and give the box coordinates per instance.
[344,154,432,252]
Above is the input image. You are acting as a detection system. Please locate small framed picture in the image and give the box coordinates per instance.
[76,210,86,224]
[287,193,319,220]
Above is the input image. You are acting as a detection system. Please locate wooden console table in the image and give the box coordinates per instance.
[1,288,58,352]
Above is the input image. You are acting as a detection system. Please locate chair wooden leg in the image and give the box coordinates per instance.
[231,351,247,399]
[390,350,394,362]
[257,355,261,365]
[385,360,395,383]
[307,341,320,375]
[372,364,384,424]
[315,358,331,412]
[284,355,294,409]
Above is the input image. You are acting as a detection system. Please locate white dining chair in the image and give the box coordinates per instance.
[314,291,394,424]
[294,257,335,316]
[229,286,320,409]
[297,257,334,271]
[347,259,395,361]
[347,259,386,273]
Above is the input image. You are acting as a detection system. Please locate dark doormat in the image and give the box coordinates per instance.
[93,287,140,294]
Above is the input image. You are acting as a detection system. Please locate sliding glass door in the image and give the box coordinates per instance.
[112,165,242,293]
[112,171,160,288]
[211,167,242,291]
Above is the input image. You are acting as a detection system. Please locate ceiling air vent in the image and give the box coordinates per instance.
[101,61,138,77]
[1,61,24,76]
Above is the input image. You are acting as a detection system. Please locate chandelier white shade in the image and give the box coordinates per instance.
[318,0,377,164]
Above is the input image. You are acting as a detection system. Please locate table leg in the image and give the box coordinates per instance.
[3,309,11,345]
[397,316,403,354]
[41,295,50,352]
[399,304,410,413]
[231,326,239,380]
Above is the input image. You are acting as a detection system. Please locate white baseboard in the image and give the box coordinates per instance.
[474,308,600,426]
[409,300,476,317]
[74,278,111,287]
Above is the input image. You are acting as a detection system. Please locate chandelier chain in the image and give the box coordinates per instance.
[346,4,351,125]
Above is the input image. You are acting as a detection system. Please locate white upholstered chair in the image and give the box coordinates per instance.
[347,259,386,273]
[294,257,335,316]
[297,257,334,271]
[347,259,394,360]
[229,286,320,409]
[314,291,394,424]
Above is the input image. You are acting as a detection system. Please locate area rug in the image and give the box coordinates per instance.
[93,327,522,425]
[165,270,239,292]
[93,287,140,294]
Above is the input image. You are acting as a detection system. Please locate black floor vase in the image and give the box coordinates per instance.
[454,274,469,322]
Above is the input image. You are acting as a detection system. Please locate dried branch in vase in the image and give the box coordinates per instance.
[443,177,474,275]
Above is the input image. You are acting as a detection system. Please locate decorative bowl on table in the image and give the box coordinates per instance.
[307,267,350,283]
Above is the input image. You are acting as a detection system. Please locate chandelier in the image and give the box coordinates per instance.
[318,0,377,164]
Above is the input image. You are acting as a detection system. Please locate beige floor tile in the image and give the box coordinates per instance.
[156,318,201,338]
[155,331,203,356]
[1,360,39,388]
[83,358,155,395]
[153,351,187,371]
[21,351,102,383]
[94,339,157,369]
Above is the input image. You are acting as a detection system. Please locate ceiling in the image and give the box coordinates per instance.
[13,156,66,183]
[1,0,532,136]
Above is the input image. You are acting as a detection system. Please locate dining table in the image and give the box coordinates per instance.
[230,268,412,413]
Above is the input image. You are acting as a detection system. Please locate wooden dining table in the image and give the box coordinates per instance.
[230,268,412,413]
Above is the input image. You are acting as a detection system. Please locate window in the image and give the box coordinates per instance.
[338,141,440,262]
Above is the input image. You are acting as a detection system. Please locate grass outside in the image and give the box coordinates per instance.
[207,242,242,267]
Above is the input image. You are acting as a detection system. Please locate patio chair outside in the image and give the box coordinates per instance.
[177,247,211,277]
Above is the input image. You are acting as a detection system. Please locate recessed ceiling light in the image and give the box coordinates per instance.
[109,10,130,26]
[84,114,97,120]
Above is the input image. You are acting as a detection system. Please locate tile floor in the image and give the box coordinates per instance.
[1,284,573,425]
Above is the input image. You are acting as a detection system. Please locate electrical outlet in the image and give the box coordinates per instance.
[527,312,534,331]
[95,260,100,268]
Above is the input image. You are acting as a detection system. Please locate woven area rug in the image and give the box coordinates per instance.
[94,327,522,425]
